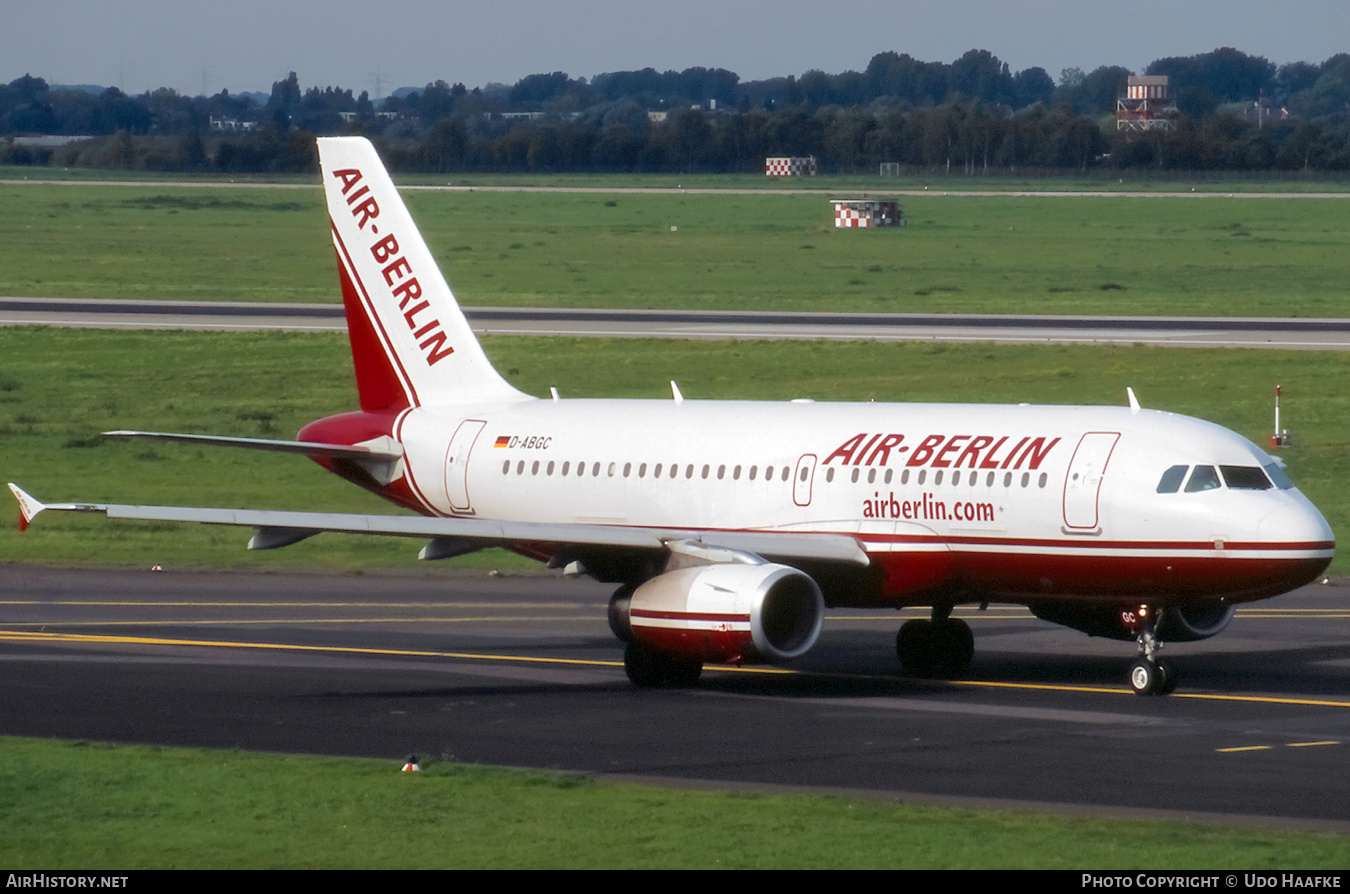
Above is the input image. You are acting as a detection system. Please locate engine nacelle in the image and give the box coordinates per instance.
[1029,602,1237,642]
[623,563,824,664]
[1157,603,1237,642]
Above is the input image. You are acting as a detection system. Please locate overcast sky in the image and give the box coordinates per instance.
[5,0,1347,98]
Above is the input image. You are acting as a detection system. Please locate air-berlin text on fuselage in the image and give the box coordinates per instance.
[331,167,454,367]
[824,432,1061,470]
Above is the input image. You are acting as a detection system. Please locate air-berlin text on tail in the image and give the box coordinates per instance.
[824,432,1061,470]
[331,167,454,367]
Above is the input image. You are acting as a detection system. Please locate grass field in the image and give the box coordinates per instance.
[3,328,1347,573]
[3,738,1347,869]
[3,175,1349,316]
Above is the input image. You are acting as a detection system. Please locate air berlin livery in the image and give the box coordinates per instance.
[9,137,1334,695]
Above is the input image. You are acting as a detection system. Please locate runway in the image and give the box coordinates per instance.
[2,565,1348,829]
[5,296,1350,349]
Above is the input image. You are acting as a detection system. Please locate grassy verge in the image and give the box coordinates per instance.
[1,738,1345,868]
[3,178,1349,316]
[2,329,1345,573]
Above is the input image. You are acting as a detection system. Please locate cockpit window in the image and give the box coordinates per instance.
[1184,465,1222,493]
[1220,465,1273,490]
[1264,462,1295,490]
[1156,465,1188,493]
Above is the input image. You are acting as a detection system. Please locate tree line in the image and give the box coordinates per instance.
[3,48,1349,174]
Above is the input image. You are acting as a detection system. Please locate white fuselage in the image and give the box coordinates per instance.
[384,396,1332,608]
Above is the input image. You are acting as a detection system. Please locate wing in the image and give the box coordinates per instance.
[8,483,870,565]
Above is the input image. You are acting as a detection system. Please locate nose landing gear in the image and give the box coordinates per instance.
[1126,605,1177,696]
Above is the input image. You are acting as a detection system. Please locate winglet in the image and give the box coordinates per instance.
[8,483,44,532]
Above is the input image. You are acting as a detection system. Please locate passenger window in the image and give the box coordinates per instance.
[1156,465,1188,493]
[826,467,835,482]
[1184,465,1221,493]
[1221,466,1272,490]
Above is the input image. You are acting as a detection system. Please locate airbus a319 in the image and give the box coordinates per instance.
[10,137,1334,695]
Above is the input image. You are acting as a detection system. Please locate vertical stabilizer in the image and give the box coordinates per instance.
[316,136,528,410]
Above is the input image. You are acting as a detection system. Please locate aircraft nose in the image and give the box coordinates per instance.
[1258,498,1334,548]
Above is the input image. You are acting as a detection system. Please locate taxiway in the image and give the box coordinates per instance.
[2,565,1347,829]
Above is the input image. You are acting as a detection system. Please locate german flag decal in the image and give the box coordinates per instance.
[494,435,510,448]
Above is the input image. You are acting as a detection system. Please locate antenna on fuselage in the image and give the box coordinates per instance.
[1126,387,1140,414]
[1271,384,1289,447]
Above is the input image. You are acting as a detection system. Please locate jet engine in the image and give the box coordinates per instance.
[1029,602,1236,642]
[1157,603,1237,641]
[614,562,824,665]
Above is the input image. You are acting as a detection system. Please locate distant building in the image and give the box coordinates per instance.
[766,156,816,176]
[209,117,256,132]
[1117,76,1177,133]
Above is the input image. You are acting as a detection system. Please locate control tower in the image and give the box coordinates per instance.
[1117,75,1178,133]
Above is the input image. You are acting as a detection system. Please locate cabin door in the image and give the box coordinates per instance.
[444,419,487,514]
[1062,432,1120,530]
[793,453,817,507]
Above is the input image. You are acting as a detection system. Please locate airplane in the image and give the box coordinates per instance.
[9,136,1335,696]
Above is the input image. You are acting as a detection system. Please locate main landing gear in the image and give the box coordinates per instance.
[623,643,703,689]
[1128,605,1176,696]
[896,606,974,677]
[610,585,703,689]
